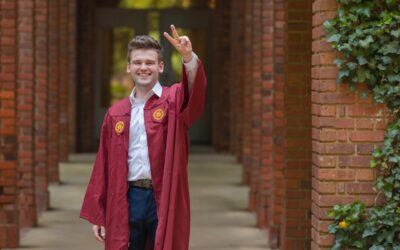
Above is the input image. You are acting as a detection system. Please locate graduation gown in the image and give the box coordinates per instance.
[80,60,206,250]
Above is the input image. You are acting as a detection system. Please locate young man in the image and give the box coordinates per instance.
[80,25,207,250]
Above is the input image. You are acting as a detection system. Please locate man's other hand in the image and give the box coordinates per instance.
[92,224,106,243]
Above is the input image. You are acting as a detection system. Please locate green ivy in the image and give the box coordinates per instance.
[324,0,400,249]
[328,202,366,250]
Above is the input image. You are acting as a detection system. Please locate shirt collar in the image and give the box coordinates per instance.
[129,82,162,105]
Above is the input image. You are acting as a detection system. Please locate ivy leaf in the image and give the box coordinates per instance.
[337,69,350,83]
[357,56,368,65]
[388,74,400,83]
[379,41,399,55]
[357,69,368,82]
[390,29,400,38]
[371,159,378,168]
[370,245,385,250]
[327,34,341,43]
[347,62,358,70]
[381,56,392,64]
[363,227,376,238]
[352,240,364,248]
[359,36,374,48]
[378,64,387,70]
[334,58,345,67]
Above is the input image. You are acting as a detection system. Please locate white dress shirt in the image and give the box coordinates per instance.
[127,53,199,181]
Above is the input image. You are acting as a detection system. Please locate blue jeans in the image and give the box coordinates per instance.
[128,187,158,250]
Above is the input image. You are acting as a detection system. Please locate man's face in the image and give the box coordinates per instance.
[127,49,164,89]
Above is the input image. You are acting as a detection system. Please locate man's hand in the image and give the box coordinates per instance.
[92,225,106,243]
[163,24,193,63]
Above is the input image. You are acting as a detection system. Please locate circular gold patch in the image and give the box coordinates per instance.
[115,121,124,135]
[153,109,165,121]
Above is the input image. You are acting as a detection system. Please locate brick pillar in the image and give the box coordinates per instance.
[241,0,253,185]
[266,0,286,246]
[58,0,69,162]
[311,0,387,249]
[229,0,245,161]
[17,0,37,228]
[68,0,77,153]
[34,0,49,213]
[281,0,312,249]
[77,0,96,152]
[0,0,19,247]
[259,0,275,230]
[48,0,60,182]
[249,0,262,216]
[212,0,231,152]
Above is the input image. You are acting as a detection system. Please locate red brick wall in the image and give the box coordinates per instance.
[311,0,387,249]
[281,0,312,249]
[0,0,19,247]
[0,0,77,247]
[223,0,313,249]
[229,0,245,162]
[58,0,69,162]
[76,0,97,152]
[249,0,262,217]
[241,0,253,185]
[34,0,49,214]
[48,0,60,182]
[259,0,275,231]
[17,0,37,228]
[211,0,231,152]
[68,0,77,153]
[266,0,286,246]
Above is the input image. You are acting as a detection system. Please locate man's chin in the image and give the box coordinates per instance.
[135,81,155,88]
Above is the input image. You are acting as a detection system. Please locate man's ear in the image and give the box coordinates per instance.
[159,61,164,74]
[126,63,130,73]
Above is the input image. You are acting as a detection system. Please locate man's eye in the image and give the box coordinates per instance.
[146,62,155,65]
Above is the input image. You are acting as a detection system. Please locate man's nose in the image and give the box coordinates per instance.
[139,63,147,69]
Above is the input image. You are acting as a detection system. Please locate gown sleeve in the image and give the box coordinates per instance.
[80,112,110,226]
[179,59,207,129]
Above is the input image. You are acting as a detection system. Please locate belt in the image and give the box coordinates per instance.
[129,179,153,189]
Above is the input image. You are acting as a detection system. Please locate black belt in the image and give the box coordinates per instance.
[129,179,153,189]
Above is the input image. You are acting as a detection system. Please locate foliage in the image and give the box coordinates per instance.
[323,0,400,115]
[328,202,366,250]
[324,0,400,249]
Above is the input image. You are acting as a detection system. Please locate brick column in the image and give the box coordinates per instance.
[48,0,60,182]
[229,0,245,161]
[212,0,231,152]
[281,0,312,249]
[77,0,96,152]
[241,0,253,185]
[0,0,19,247]
[17,0,37,228]
[34,0,49,213]
[249,0,262,215]
[68,0,77,153]
[259,0,275,230]
[58,0,69,162]
[266,0,286,246]
[311,0,387,249]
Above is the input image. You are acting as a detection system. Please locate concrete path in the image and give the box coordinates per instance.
[8,147,270,250]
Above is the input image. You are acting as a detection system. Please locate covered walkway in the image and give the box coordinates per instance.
[7,148,270,250]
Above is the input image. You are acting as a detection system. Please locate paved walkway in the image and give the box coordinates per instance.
[8,147,270,250]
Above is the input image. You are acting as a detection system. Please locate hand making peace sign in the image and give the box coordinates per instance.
[163,25,193,63]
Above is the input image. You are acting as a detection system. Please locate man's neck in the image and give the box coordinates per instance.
[135,84,155,99]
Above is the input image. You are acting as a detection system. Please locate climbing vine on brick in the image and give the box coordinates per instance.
[323,0,400,249]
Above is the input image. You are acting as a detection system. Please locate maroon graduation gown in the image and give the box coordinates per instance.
[80,61,207,250]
